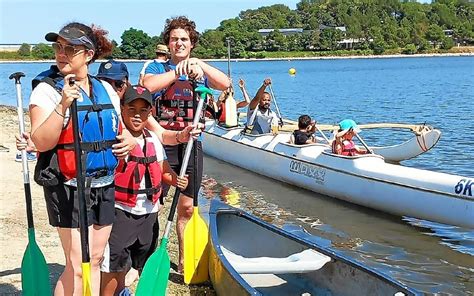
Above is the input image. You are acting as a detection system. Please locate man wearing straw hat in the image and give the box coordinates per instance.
[138,44,170,85]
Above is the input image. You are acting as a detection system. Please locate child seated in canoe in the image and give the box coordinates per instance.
[101,85,188,295]
[332,119,368,156]
[291,115,317,145]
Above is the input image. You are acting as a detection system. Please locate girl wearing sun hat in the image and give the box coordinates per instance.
[332,119,368,156]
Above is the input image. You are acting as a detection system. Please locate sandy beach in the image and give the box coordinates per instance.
[0,106,214,295]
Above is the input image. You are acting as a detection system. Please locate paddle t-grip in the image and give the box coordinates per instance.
[9,72,25,84]
[69,77,76,87]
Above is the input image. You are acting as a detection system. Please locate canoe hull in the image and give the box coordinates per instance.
[202,123,474,228]
[209,200,419,295]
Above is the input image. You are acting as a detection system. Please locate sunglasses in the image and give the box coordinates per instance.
[52,42,85,58]
[114,80,126,89]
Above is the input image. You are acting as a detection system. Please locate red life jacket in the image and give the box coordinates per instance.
[218,102,226,123]
[114,130,162,207]
[156,79,196,131]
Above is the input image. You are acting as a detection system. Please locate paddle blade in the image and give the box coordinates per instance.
[21,229,51,296]
[135,238,170,296]
[224,93,238,127]
[184,207,210,284]
[82,262,92,296]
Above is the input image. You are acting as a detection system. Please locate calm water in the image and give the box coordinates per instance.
[1,57,473,294]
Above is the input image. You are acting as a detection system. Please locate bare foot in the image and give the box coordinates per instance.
[125,267,139,287]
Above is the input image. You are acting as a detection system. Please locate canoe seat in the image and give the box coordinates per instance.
[221,247,331,274]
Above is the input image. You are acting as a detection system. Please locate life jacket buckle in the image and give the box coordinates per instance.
[91,104,103,112]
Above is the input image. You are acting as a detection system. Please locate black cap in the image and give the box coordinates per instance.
[97,60,129,80]
[123,85,153,107]
[45,26,95,49]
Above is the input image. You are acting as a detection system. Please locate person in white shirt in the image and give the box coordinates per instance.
[247,78,279,134]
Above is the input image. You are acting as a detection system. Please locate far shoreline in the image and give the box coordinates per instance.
[0,52,473,64]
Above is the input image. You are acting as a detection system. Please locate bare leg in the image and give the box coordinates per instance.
[90,224,112,296]
[101,271,126,296]
[124,267,139,287]
[54,228,83,296]
[176,193,194,273]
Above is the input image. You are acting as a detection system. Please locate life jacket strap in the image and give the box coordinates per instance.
[77,103,115,112]
[128,155,158,164]
[115,185,162,196]
[80,139,118,152]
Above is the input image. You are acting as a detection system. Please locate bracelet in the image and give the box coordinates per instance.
[175,131,183,144]
[54,107,65,118]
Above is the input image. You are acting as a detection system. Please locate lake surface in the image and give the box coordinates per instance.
[1,57,473,294]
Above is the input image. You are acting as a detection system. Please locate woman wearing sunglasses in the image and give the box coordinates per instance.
[28,22,134,296]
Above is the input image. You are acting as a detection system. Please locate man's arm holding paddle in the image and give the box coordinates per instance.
[249,78,271,110]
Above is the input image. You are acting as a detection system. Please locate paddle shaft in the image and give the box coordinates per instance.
[315,125,330,144]
[69,79,91,265]
[192,82,199,208]
[10,73,34,229]
[268,85,284,126]
[355,133,373,154]
[226,38,231,78]
[10,72,52,296]
[162,90,206,239]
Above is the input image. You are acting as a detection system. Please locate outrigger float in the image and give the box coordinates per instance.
[202,121,473,228]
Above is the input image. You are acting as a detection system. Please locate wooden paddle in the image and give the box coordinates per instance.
[223,38,237,127]
[9,72,51,296]
[135,85,213,295]
[68,77,92,296]
[183,84,211,284]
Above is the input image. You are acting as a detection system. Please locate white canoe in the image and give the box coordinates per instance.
[202,122,474,228]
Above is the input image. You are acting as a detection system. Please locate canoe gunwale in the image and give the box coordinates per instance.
[208,201,419,295]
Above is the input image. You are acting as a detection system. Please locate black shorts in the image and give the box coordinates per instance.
[102,209,159,273]
[43,182,115,228]
[161,141,203,200]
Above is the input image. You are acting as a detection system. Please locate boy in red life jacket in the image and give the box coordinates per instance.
[101,85,188,295]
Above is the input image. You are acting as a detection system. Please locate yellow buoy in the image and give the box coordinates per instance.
[288,68,296,75]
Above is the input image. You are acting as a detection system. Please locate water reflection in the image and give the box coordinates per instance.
[200,157,474,294]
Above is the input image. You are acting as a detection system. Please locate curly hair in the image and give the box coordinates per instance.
[162,16,200,48]
[60,22,113,63]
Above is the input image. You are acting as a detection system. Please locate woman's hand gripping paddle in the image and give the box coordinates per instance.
[9,72,51,296]
[183,86,213,284]
[69,77,92,296]
[135,86,213,295]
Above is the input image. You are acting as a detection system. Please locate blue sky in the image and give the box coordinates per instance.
[0,0,431,44]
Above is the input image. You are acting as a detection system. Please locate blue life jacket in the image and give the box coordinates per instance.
[33,68,119,180]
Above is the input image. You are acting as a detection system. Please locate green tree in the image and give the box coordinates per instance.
[31,43,54,59]
[440,36,455,49]
[318,28,342,51]
[119,28,152,59]
[426,24,445,47]
[18,43,31,56]
[265,30,287,51]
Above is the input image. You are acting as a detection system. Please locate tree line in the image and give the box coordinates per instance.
[12,0,474,60]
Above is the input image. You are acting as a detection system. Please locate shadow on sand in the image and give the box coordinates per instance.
[0,263,64,295]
